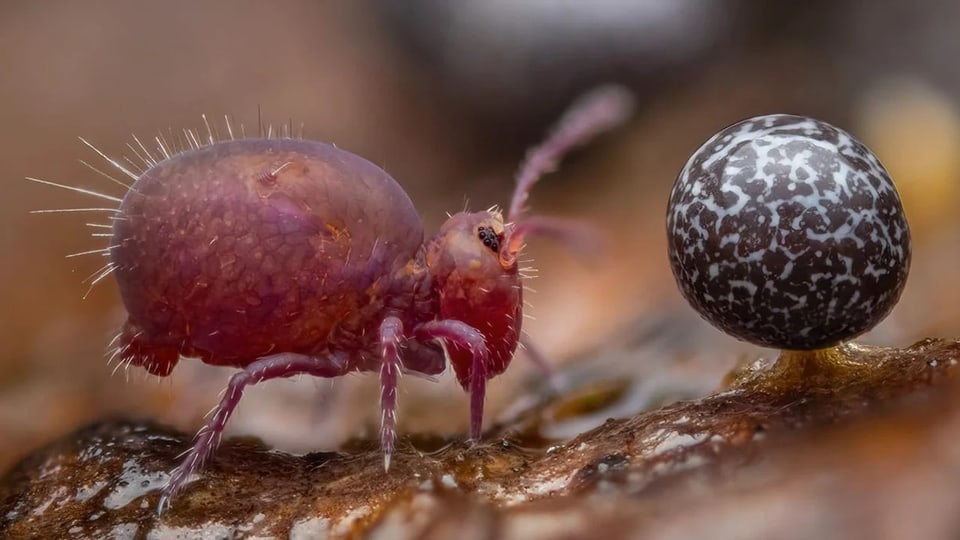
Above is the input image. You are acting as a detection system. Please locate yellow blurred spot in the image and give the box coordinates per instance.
[856,78,960,240]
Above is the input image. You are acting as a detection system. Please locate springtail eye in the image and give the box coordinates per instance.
[477,226,500,253]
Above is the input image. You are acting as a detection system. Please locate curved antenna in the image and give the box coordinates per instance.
[501,85,634,267]
[506,84,635,224]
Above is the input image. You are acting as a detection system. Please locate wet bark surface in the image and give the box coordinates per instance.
[3,338,958,539]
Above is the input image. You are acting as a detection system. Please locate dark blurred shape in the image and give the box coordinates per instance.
[374,0,742,141]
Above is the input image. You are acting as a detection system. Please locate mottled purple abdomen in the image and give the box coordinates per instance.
[112,138,424,374]
[667,115,911,350]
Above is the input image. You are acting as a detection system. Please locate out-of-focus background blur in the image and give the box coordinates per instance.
[2,1,958,472]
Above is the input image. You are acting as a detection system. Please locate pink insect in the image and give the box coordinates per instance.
[28,86,633,512]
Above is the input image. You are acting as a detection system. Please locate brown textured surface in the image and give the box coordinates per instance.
[3,338,957,538]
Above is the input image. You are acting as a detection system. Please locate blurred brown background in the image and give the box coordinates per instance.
[2,1,958,472]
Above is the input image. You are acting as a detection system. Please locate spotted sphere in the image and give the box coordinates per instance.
[666,114,911,350]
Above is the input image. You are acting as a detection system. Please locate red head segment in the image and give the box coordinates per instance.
[423,85,635,391]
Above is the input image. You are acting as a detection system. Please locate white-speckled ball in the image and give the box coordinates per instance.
[667,114,911,350]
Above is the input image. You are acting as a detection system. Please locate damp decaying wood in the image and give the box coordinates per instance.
[2,338,959,539]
